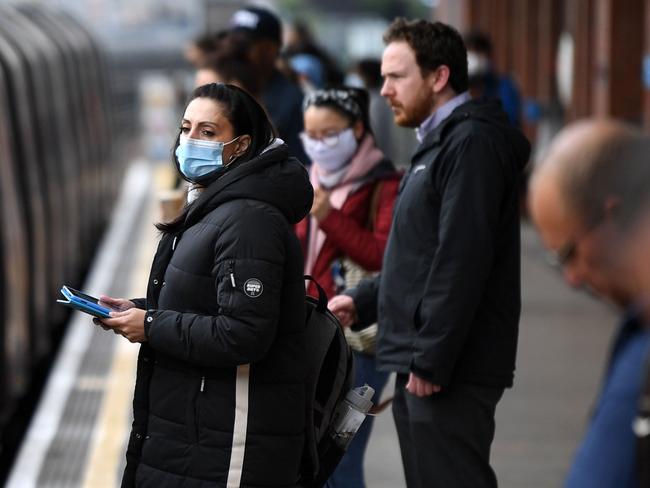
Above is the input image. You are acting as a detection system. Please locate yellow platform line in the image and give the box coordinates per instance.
[81,164,168,487]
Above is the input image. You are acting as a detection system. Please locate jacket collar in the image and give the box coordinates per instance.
[184,145,289,228]
[415,91,471,143]
[411,100,473,163]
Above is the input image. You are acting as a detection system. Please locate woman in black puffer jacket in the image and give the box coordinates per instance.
[97,83,313,487]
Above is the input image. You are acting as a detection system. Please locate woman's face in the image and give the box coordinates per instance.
[179,97,248,164]
[303,105,364,142]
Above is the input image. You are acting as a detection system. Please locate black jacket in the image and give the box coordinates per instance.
[350,99,530,388]
[122,144,313,487]
[263,70,309,166]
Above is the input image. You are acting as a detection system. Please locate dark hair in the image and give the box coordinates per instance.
[201,36,260,98]
[210,57,260,99]
[303,86,371,133]
[188,31,230,68]
[158,83,276,233]
[464,30,493,56]
[354,58,382,89]
[383,18,468,94]
[193,32,222,53]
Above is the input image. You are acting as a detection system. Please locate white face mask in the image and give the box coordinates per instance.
[467,51,490,77]
[300,128,359,173]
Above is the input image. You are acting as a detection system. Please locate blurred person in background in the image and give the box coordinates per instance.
[194,36,261,99]
[330,18,530,488]
[346,58,417,166]
[295,86,400,487]
[229,6,309,165]
[184,31,226,69]
[528,119,650,488]
[288,53,325,93]
[284,19,344,86]
[464,30,522,128]
[96,83,313,487]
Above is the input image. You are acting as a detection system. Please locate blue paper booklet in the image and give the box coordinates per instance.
[57,286,116,319]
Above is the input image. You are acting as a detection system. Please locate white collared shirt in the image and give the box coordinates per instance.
[415,91,472,143]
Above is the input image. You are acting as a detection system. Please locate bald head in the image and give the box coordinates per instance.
[528,119,650,306]
[532,119,650,228]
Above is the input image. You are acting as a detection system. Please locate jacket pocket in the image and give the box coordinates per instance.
[187,375,202,443]
[216,259,237,313]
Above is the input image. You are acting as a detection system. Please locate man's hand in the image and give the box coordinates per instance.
[406,372,442,397]
[96,308,147,343]
[328,295,357,327]
[311,187,332,222]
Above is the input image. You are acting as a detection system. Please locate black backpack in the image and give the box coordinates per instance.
[301,276,355,487]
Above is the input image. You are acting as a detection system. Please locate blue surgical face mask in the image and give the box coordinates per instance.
[175,136,239,182]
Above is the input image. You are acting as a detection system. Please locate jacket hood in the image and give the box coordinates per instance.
[186,143,313,226]
[417,98,531,171]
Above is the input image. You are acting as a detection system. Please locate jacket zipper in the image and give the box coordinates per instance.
[194,375,203,441]
[189,375,202,443]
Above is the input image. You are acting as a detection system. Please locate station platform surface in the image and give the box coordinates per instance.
[7,160,618,488]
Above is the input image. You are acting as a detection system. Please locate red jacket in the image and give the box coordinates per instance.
[296,164,400,299]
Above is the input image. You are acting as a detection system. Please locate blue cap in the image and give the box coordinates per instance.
[290,54,324,88]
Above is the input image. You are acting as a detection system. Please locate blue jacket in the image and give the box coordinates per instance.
[566,312,650,488]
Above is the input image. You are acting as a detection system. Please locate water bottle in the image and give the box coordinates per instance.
[329,384,375,450]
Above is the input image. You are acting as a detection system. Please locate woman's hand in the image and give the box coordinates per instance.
[96,308,148,343]
[98,295,135,312]
[310,187,332,222]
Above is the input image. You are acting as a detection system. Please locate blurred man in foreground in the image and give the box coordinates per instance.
[528,119,650,487]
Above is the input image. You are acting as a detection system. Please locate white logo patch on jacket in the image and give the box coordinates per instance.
[244,278,263,298]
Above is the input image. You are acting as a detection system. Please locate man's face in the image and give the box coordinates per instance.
[248,39,278,70]
[380,41,437,128]
[229,31,278,74]
[529,171,630,307]
[621,210,650,320]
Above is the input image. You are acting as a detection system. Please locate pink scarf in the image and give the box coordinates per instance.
[304,134,385,276]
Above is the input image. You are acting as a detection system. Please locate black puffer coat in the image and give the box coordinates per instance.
[122,144,313,488]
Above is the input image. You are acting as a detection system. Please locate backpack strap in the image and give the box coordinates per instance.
[304,275,328,313]
[368,396,393,416]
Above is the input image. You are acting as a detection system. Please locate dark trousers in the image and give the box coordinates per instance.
[392,374,504,488]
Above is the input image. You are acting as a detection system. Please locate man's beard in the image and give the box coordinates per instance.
[391,91,437,128]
